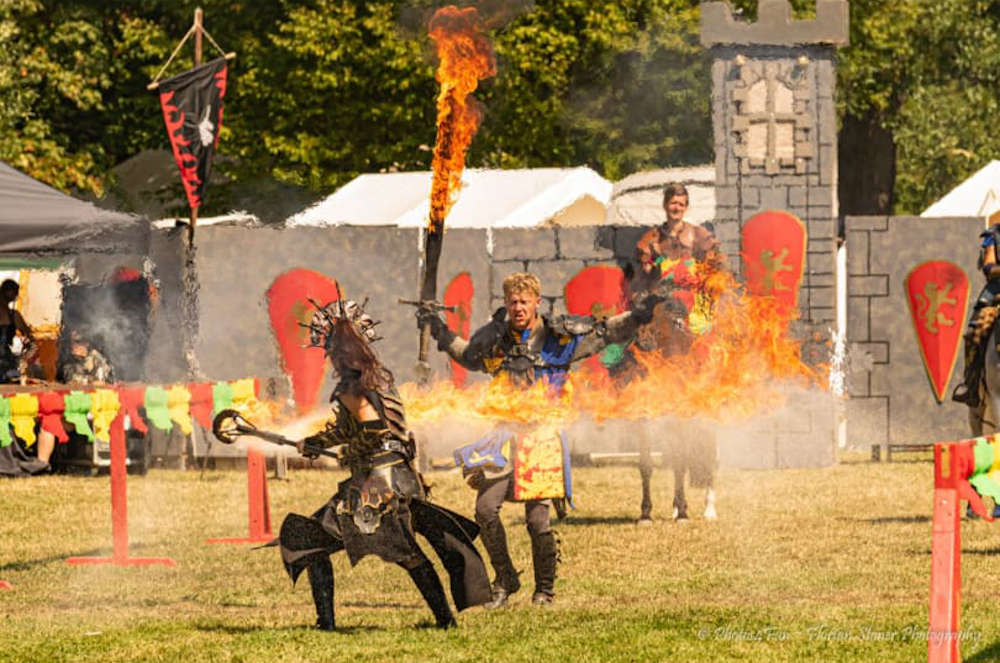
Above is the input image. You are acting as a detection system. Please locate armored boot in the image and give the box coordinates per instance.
[407,560,456,629]
[306,557,335,631]
[952,335,983,407]
[479,519,520,608]
[530,531,558,605]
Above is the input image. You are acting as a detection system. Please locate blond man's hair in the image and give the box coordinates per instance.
[502,272,541,298]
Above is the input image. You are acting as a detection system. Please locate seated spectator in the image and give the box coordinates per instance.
[58,331,115,386]
[0,279,38,384]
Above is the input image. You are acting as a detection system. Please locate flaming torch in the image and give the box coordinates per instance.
[415,6,496,380]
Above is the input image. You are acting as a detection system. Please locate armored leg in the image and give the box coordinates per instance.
[953,333,983,407]
[404,558,456,629]
[306,557,335,631]
[475,477,520,608]
[526,500,556,604]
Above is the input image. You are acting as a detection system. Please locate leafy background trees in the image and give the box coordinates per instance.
[0,0,997,219]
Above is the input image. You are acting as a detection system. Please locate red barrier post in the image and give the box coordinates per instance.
[929,442,963,663]
[67,411,176,567]
[205,447,273,544]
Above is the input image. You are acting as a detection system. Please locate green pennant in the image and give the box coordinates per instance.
[0,397,11,448]
[63,391,95,442]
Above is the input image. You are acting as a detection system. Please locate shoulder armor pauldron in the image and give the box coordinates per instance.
[548,314,597,337]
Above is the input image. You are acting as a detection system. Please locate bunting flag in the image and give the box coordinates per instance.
[63,391,95,442]
[188,382,215,430]
[212,380,234,416]
[118,387,149,435]
[905,261,970,403]
[156,57,228,212]
[0,378,267,450]
[167,385,194,435]
[0,398,11,448]
[37,391,68,443]
[8,393,38,447]
[91,389,121,443]
[144,386,173,432]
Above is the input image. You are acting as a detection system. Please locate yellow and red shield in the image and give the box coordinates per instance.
[511,425,571,502]
[443,272,474,387]
[905,261,969,403]
[741,211,807,317]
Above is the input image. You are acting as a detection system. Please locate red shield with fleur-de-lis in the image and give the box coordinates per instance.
[443,272,474,386]
[905,261,970,403]
[741,211,807,318]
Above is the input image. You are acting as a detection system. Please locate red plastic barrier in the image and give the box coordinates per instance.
[928,442,970,663]
[67,411,176,568]
[205,448,273,544]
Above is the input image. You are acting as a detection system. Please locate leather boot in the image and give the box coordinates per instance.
[530,531,558,605]
[407,560,456,629]
[953,336,982,407]
[479,519,520,608]
[306,557,335,631]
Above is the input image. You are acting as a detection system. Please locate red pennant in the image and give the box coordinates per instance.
[266,269,340,414]
[905,261,970,403]
[187,382,214,430]
[564,265,628,374]
[118,387,149,434]
[443,272,474,387]
[741,211,807,317]
[37,391,68,443]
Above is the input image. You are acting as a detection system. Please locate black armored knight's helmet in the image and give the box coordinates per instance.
[303,292,381,355]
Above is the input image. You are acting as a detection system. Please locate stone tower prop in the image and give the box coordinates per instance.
[699,0,848,467]
[701,0,847,330]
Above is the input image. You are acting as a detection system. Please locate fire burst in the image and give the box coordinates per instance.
[427,5,496,231]
[401,275,826,427]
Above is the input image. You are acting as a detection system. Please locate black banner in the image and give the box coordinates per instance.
[157,57,228,213]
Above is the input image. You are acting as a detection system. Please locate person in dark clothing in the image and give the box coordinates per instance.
[0,279,36,384]
[277,297,491,631]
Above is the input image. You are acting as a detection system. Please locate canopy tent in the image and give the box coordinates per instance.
[921,160,1000,221]
[607,165,716,226]
[0,161,149,254]
[286,167,612,228]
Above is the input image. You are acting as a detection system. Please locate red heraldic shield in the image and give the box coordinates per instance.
[266,269,341,414]
[905,261,969,403]
[157,57,228,212]
[443,272,473,387]
[564,265,627,374]
[741,211,807,316]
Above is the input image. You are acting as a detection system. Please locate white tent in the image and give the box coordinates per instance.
[605,165,716,226]
[286,167,612,228]
[921,160,1000,220]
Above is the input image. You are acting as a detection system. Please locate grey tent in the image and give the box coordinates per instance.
[0,161,148,254]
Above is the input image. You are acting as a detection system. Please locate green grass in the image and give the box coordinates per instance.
[2,458,999,662]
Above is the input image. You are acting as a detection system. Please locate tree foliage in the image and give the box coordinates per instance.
[2,0,998,217]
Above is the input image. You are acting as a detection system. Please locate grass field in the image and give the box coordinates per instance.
[2,455,999,662]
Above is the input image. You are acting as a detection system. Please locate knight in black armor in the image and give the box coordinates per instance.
[277,297,491,630]
[417,272,661,607]
[953,223,1000,406]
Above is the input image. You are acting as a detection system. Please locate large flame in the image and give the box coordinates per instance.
[401,274,825,428]
[427,6,496,232]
